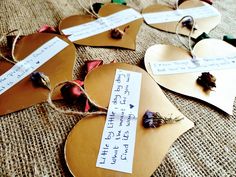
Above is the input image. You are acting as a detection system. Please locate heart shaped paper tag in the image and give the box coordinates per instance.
[0,33,76,115]
[142,0,221,38]
[64,63,194,177]
[59,3,143,50]
[144,39,236,115]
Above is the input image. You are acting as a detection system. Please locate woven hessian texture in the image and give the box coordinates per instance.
[1,0,236,176]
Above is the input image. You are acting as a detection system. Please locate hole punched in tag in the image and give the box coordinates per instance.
[77,0,129,40]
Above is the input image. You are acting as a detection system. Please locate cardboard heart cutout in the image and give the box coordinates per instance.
[59,3,143,50]
[64,63,194,177]
[0,33,76,115]
[144,39,236,115]
[142,0,221,38]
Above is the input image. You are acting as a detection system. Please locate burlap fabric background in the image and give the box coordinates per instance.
[1,0,236,176]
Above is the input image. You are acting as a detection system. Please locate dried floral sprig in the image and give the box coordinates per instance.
[30,71,51,90]
[196,72,216,91]
[111,25,129,39]
[182,18,197,31]
[143,110,183,128]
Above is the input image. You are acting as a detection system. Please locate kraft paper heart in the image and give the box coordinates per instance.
[142,0,221,38]
[59,3,143,50]
[64,63,194,177]
[0,33,76,115]
[144,39,236,115]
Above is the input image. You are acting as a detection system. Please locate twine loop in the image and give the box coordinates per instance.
[77,0,101,18]
[47,80,108,117]
[0,29,21,64]
[175,15,196,59]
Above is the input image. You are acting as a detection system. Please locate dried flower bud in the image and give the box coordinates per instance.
[60,80,85,104]
[182,18,197,31]
[30,71,51,90]
[111,28,125,39]
[196,72,216,91]
[143,110,183,128]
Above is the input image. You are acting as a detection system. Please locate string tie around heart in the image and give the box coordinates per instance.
[77,0,101,19]
[0,29,21,64]
[175,15,197,61]
[156,0,180,10]
[47,80,108,117]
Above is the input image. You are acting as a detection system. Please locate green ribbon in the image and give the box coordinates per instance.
[111,0,127,5]
[223,35,236,47]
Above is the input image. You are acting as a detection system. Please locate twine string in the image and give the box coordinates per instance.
[77,0,100,18]
[175,15,196,59]
[47,81,108,117]
[156,0,179,9]
[0,29,21,64]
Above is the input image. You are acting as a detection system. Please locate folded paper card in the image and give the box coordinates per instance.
[0,33,76,115]
[144,39,236,115]
[64,63,194,177]
[142,0,221,38]
[59,3,143,50]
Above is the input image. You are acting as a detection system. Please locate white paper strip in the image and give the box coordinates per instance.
[96,69,142,173]
[143,5,220,24]
[0,37,69,95]
[150,54,236,75]
[62,8,142,42]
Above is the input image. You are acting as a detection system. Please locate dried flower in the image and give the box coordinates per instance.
[143,110,183,128]
[86,59,103,73]
[196,72,216,91]
[111,26,129,39]
[60,80,84,103]
[30,71,51,90]
[182,18,197,31]
[37,25,57,34]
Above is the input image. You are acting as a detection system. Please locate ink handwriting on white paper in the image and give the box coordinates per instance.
[0,37,69,95]
[150,54,236,75]
[96,69,142,173]
[62,8,142,42]
[143,5,220,24]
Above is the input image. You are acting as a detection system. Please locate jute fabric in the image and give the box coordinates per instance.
[0,0,236,176]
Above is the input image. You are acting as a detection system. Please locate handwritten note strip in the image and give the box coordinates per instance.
[150,54,236,75]
[96,69,142,173]
[62,8,142,42]
[0,37,69,95]
[143,5,220,24]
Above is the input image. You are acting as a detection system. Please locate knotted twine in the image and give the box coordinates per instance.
[175,15,197,59]
[47,80,108,117]
[0,29,21,64]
